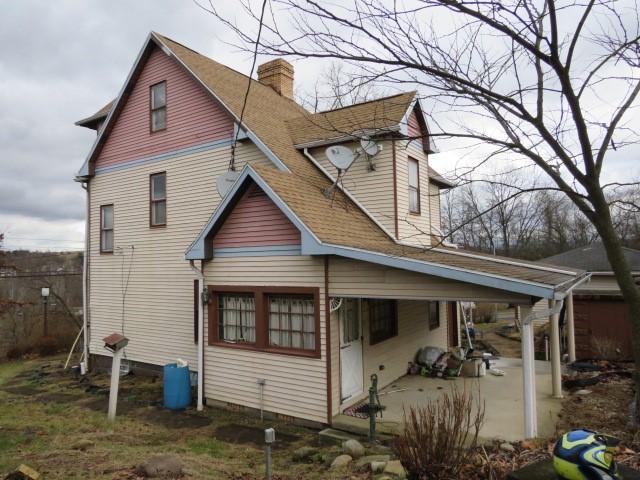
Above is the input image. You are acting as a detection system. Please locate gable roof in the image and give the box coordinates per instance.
[286,92,417,147]
[187,164,586,300]
[77,32,585,300]
[542,243,640,272]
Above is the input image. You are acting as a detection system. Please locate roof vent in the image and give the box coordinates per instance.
[257,58,294,99]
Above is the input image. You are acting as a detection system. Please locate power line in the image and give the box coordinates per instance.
[229,0,268,172]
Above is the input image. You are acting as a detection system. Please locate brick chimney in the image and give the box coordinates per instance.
[257,59,294,99]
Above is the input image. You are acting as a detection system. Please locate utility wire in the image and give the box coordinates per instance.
[228,0,268,172]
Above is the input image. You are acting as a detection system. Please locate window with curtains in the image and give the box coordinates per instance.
[100,204,114,253]
[268,295,316,350]
[150,81,166,131]
[369,299,397,345]
[217,294,256,343]
[408,157,421,213]
[150,172,166,226]
[207,287,320,357]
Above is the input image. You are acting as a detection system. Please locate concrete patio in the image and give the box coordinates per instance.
[333,358,561,442]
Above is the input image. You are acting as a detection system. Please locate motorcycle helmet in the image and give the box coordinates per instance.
[553,429,621,480]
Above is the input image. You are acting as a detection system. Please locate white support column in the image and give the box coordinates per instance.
[549,299,563,399]
[520,305,537,439]
[566,292,576,363]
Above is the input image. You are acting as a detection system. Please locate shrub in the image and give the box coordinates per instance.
[592,336,624,361]
[393,386,485,480]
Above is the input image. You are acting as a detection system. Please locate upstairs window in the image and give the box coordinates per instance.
[150,172,167,226]
[150,81,166,132]
[100,204,114,253]
[408,158,421,214]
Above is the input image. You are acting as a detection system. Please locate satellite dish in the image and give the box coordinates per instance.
[216,171,240,197]
[360,137,380,156]
[325,145,356,171]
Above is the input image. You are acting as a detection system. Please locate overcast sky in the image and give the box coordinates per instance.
[0,1,637,251]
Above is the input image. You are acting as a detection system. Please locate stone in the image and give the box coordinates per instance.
[383,460,407,479]
[71,439,95,451]
[135,455,183,478]
[575,389,592,395]
[371,461,387,473]
[342,439,365,459]
[355,454,391,468]
[500,442,516,452]
[292,446,318,462]
[330,454,353,469]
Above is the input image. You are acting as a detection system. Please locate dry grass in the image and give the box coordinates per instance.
[0,357,366,480]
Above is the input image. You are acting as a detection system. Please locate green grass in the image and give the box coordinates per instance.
[186,437,228,457]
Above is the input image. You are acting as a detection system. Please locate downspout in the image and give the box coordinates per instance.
[189,260,205,411]
[81,181,90,371]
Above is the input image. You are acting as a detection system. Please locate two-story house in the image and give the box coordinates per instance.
[75,32,586,437]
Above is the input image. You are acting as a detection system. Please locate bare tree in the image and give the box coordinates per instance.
[204,0,640,413]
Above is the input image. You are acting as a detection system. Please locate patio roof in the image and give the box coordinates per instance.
[186,165,586,301]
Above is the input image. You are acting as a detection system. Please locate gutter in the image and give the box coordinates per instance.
[189,260,205,411]
[81,181,90,371]
[553,272,592,300]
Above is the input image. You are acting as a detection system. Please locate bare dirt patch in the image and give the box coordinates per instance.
[214,424,299,449]
[138,407,212,429]
[1,385,43,396]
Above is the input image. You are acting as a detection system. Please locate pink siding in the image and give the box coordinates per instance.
[95,46,233,169]
[213,185,301,248]
[408,110,424,148]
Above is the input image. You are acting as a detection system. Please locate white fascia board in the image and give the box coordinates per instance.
[302,240,557,299]
[293,126,400,150]
[185,165,320,260]
[76,33,156,177]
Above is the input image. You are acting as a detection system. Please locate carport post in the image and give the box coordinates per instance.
[520,305,537,438]
[566,293,576,363]
[548,300,563,399]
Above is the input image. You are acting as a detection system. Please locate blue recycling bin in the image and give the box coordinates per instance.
[163,363,192,410]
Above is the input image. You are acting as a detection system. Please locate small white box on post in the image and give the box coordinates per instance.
[264,428,275,480]
[103,333,129,421]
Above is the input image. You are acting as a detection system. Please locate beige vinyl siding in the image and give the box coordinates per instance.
[88,141,273,367]
[311,141,396,236]
[429,183,441,232]
[202,255,328,423]
[396,140,432,246]
[328,257,532,303]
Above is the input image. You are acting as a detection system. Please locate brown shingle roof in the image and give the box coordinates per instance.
[89,32,580,293]
[286,92,416,147]
[75,100,114,128]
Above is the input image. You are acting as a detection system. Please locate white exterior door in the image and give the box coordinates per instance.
[339,298,363,403]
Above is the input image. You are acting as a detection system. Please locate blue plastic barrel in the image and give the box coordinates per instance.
[163,363,192,410]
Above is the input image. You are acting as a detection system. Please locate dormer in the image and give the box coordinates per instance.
[286,93,454,248]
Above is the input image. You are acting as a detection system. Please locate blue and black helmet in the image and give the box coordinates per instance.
[553,429,621,480]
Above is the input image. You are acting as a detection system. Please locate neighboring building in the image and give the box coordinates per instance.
[539,244,640,360]
[75,32,584,433]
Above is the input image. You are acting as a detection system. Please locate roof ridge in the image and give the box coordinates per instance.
[312,91,416,115]
[154,32,307,111]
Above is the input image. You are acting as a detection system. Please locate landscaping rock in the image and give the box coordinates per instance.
[342,439,365,459]
[292,446,318,462]
[330,454,353,469]
[575,389,592,395]
[355,454,391,468]
[135,455,183,478]
[500,442,516,452]
[371,461,387,473]
[383,460,407,479]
